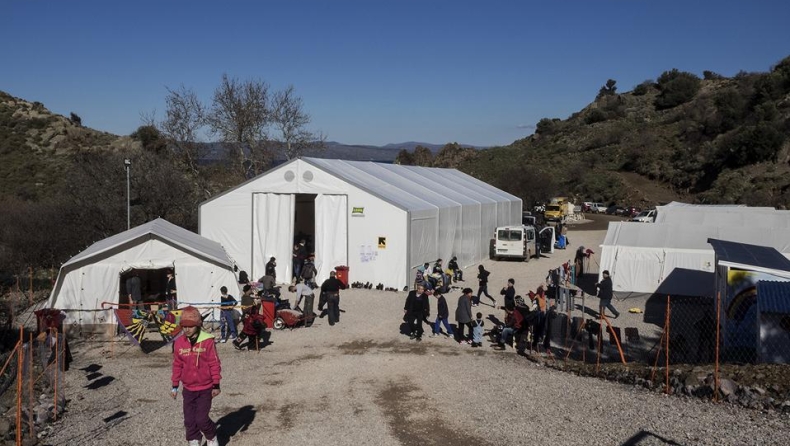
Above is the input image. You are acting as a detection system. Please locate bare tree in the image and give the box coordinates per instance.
[271,85,325,160]
[207,74,271,177]
[160,85,208,176]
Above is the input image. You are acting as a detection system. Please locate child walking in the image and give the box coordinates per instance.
[171,306,222,446]
[471,312,485,347]
[218,286,237,343]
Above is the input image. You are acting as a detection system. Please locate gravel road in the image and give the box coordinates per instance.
[43,227,790,446]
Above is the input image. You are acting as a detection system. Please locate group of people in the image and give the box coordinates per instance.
[403,271,576,354]
[125,269,178,312]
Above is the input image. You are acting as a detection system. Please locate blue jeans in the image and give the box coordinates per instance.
[500,327,515,345]
[293,260,302,280]
[220,309,237,339]
[433,317,454,335]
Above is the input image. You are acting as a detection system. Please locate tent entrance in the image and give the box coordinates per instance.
[119,268,171,307]
[294,194,317,256]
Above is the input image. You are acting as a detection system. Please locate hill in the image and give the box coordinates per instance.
[450,57,790,208]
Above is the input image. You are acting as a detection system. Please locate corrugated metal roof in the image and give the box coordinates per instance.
[757,281,790,314]
[709,238,790,273]
[64,218,234,268]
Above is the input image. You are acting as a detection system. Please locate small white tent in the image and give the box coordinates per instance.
[600,219,790,298]
[199,158,521,288]
[48,218,238,335]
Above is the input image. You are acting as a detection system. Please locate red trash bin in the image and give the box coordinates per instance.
[334,265,349,288]
[259,297,276,329]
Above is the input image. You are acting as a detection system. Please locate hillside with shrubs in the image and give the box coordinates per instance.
[398,56,790,210]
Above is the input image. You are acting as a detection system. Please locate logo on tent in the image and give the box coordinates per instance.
[378,237,387,249]
[352,207,365,217]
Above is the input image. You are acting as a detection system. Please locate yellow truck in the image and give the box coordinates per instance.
[544,197,571,222]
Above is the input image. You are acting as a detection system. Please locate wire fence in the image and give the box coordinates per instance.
[523,257,790,405]
[0,327,68,444]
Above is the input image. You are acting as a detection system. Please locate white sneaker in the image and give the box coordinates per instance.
[188,440,200,446]
[207,438,219,446]
[220,338,227,343]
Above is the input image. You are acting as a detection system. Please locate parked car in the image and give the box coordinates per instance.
[605,205,624,215]
[630,209,656,222]
[625,206,640,218]
[589,202,605,213]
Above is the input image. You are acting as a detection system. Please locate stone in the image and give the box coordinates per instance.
[719,378,737,397]
[0,418,10,438]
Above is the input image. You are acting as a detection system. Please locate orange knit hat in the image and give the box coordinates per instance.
[180,306,202,327]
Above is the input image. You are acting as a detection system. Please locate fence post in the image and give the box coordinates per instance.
[28,332,34,439]
[665,295,671,394]
[28,267,34,306]
[16,326,23,446]
[715,291,721,402]
[54,329,59,420]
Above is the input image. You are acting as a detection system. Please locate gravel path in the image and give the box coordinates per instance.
[44,228,790,446]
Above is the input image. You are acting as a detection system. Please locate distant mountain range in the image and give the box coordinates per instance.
[311,141,488,162]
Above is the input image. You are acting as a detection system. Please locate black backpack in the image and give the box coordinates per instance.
[301,263,316,280]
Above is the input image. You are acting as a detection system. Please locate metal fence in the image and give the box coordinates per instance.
[0,328,67,445]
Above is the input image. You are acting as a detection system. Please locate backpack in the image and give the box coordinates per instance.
[301,263,316,280]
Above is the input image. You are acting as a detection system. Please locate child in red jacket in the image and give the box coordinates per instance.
[170,306,222,446]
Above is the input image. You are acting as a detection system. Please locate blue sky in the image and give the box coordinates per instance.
[3,1,789,147]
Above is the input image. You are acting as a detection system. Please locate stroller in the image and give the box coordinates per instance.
[273,306,315,330]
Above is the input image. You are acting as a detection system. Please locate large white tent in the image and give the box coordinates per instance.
[199,158,521,289]
[655,203,790,228]
[47,218,239,335]
[600,219,790,298]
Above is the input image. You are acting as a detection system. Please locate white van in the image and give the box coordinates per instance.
[630,209,656,223]
[490,225,536,261]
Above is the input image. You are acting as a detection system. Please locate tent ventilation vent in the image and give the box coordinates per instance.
[284,170,295,182]
[303,171,314,182]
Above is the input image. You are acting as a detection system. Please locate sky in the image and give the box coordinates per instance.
[2,1,789,148]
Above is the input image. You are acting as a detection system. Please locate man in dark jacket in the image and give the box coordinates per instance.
[126,273,142,311]
[596,270,619,318]
[403,284,430,341]
[455,288,474,343]
[500,278,516,311]
[265,257,277,281]
[448,256,463,282]
[320,271,345,326]
[431,290,454,337]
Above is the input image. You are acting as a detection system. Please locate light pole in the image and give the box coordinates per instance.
[124,158,131,230]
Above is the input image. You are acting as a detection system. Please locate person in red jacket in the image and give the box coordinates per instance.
[170,306,222,446]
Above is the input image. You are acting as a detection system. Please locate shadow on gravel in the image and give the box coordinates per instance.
[338,339,464,357]
[85,375,115,390]
[375,380,493,446]
[216,405,256,446]
[621,429,684,445]
[272,353,324,367]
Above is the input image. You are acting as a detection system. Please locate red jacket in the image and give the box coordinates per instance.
[171,330,222,391]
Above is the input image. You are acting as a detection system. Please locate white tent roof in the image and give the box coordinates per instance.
[302,158,519,215]
[655,205,789,228]
[64,218,235,269]
[602,221,790,253]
